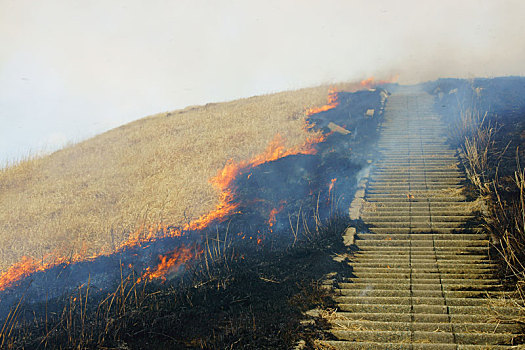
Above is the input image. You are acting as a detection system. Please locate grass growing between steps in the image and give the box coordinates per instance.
[1,211,351,349]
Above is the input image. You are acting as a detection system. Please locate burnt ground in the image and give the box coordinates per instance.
[7,218,349,349]
[1,88,387,349]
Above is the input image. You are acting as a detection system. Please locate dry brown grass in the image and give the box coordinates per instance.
[0,83,361,272]
[459,106,525,306]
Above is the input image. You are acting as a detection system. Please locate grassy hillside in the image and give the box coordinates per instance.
[1,83,389,349]
[0,83,359,273]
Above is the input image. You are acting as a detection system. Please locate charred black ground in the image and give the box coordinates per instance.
[5,218,349,349]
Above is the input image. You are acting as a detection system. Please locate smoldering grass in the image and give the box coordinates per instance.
[2,209,349,349]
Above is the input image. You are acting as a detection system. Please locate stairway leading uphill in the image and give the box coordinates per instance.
[319,87,524,349]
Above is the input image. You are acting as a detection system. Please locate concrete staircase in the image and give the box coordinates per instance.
[319,88,524,349]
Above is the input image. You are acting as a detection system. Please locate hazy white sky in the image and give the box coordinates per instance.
[1,0,524,164]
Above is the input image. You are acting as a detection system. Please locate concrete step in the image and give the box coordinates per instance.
[353,247,489,253]
[338,282,504,292]
[342,278,502,286]
[335,289,509,299]
[365,197,467,202]
[355,239,489,247]
[325,311,510,324]
[349,260,493,267]
[352,252,491,259]
[365,189,465,195]
[349,263,496,271]
[360,216,475,222]
[365,221,469,228]
[362,202,472,208]
[334,296,504,307]
[366,186,463,192]
[330,329,519,345]
[371,172,462,177]
[371,171,462,175]
[356,233,487,240]
[361,210,475,216]
[327,319,521,333]
[367,227,482,234]
[350,271,495,278]
[336,303,523,316]
[372,169,461,174]
[330,329,450,344]
[363,202,472,208]
[369,178,461,183]
[321,340,516,349]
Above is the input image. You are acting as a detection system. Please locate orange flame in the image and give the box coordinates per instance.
[328,178,337,198]
[306,87,339,116]
[268,208,279,228]
[267,202,286,229]
[360,75,399,88]
[139,245,201,282]
[0,252,88,292]
[0,257,41,291]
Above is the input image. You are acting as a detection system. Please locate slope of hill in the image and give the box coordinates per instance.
[0,82,390,349]
[0,83,359,273]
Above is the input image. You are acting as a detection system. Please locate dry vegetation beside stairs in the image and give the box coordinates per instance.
[434,78,525,299]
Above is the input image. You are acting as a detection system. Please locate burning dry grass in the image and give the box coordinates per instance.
[0,83,360,274]
[1,212,350,349]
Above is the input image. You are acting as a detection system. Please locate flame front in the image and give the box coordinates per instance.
[139,245,201,282]
[268,208,279,228]
[360,75,399,88]
[306,87,339,116]
[140,132,326,281]
[0,253,83,292]
[0,257,40,291]
[180,132,323,234]
[328,178,337,199]
[267,202,286,231]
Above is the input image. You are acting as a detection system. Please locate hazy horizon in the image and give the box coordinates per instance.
[2,0,524,164]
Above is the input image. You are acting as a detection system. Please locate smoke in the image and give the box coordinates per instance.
[355,165,371,188]
[1,0,524,162]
